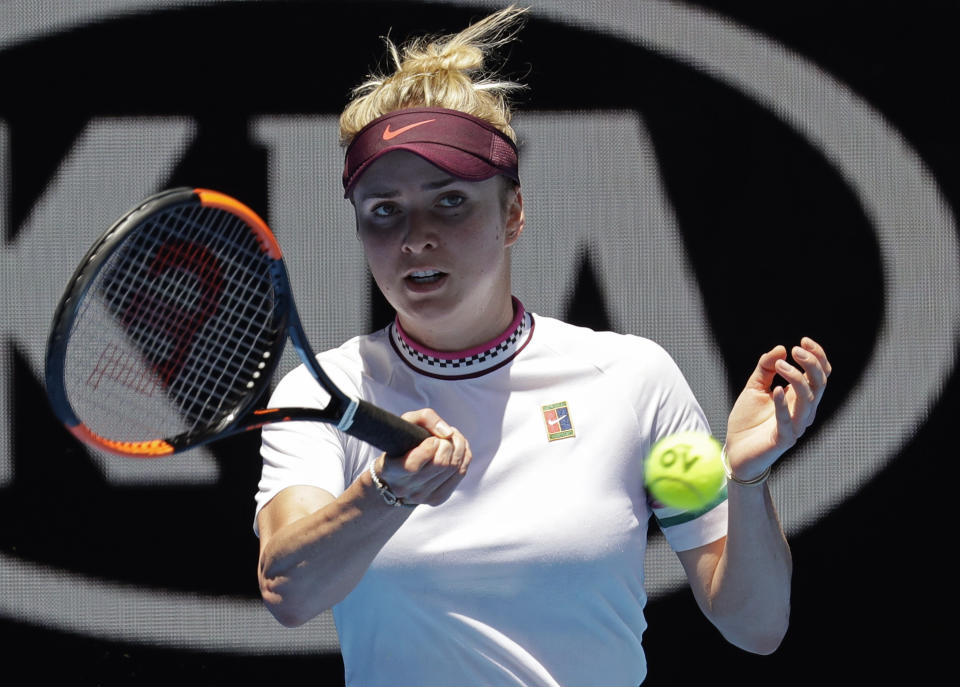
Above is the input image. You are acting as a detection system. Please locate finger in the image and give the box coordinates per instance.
[380,442,457,502]
[772,385,798,446]
[400,407,455,439]
[416,467,468,507]
[402,459,463,505]
[388,435,440,474]
[450,430,472,475]
[395,408,461,470]
[793,345,828,396]
[775,357,816,423]
[425,429,471,476]
[417,459,463,491]
[432,432,455,467]
[746,345,788,391]
[409,430,472,499]
[800,336,833,377]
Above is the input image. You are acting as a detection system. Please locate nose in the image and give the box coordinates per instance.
[401,212,439,254]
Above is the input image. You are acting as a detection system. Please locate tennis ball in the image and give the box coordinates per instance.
[645,431,725,511]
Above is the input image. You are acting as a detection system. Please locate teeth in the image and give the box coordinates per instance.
[408,269,444,283]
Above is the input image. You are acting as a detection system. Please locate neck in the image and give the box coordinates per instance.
[396,296,520,354]
[391,298,531,380]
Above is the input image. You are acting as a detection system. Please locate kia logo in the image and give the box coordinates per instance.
[1,0,955,654]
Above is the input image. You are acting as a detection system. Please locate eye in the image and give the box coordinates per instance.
[370,201,399,218]
[436,193,466,209]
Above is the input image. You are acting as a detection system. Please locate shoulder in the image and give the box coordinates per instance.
[530,313,682,379]
[528,314,702,429]
[269,327,394,404]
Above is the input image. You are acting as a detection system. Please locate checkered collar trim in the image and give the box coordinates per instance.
[389,299,533,380]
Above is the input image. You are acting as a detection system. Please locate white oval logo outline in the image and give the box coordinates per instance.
[1,0,956,651]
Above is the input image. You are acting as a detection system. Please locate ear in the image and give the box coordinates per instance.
[504,187,525,247]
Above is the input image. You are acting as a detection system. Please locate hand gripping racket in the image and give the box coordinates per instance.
[45,187,430,458]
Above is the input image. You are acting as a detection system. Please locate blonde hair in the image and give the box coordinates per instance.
[339,5,528,145]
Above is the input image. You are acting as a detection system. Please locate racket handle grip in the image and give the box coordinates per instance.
[349,399,433,457]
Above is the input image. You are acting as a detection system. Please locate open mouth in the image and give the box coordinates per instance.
[406,269,446,285]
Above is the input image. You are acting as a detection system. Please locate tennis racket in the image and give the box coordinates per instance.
[44,187,431,458]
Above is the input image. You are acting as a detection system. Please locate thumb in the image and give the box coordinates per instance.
[746,345,787,391]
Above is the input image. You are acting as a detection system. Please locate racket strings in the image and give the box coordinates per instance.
[64,204,282,443]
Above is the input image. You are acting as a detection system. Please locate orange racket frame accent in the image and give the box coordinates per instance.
[195,188,283,259]
[69,424,175,457]
[46,186,427,460]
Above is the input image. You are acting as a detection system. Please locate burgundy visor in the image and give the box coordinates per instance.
[342,107,520,197]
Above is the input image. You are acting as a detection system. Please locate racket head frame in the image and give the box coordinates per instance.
[44,187,425,460]
[44,188,315,456]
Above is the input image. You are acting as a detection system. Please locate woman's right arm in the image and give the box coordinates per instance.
[256,409,470,627]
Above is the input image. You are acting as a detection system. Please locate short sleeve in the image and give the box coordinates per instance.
[651,496,728,551]
[252,364,349,536]
[632,338,729,551]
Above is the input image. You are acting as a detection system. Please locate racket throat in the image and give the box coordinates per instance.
[336,397,360,432]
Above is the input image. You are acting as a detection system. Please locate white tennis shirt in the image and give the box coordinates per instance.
[255,301,728,686]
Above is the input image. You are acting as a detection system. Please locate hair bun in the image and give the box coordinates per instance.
[408,43,484,75]
[339,5,528,145]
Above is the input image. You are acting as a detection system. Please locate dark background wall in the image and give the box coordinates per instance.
[0,1,954,683]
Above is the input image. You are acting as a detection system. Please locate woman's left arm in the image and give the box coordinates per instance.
[677,337,831,654]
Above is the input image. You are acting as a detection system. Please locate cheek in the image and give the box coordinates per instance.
[464,209,508,249]
[358,234,393,280]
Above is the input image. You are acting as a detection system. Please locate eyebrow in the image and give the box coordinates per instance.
[358,176,459,201]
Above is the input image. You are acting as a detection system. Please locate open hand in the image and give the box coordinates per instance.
[724,337,831,481]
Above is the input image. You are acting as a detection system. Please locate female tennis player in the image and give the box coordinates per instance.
[254,6,831,685]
